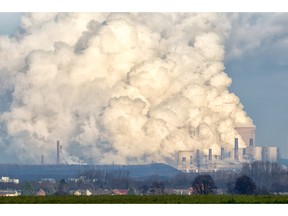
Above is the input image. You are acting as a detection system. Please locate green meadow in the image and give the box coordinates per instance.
[1,195,288,204]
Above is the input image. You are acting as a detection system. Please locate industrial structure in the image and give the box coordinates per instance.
[177,126,280,172]
[39,140,63,165]
[41,154,44,165]
[56,140,62,165]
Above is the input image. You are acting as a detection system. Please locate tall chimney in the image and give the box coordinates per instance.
[57,140,60,165]
[249,138,254,147]
[234,138,239,161]
[243,148,247,156]
[220,147,224,160]
[41,154,44,165]
[196,149,200,169]
[208,149,212,161]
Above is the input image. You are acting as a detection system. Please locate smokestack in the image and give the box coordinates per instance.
[41,154,44,165]
[243,148,246,156]
[234,138,239,161]
[220,147,224,160]
[196,149,200,159]
[196,149,200,169]
[181,157,186,168]
[249,138,254,147]
[208,148,212,161]
[57,140,60,165]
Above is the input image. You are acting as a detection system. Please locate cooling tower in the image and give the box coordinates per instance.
[253,146,262,161]
[262,146,278,162]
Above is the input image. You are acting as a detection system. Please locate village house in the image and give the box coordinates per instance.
[70,189,92,196]
[112,189,128,195]
[37,189,46,196]
[0,190,20,196]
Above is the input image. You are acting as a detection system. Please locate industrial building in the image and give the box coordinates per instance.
[177,126,280,172]
[0,176,19,184]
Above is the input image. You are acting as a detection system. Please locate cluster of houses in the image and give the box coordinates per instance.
[0,188,130,197]
[69,189,129,196]
[0,175,224,197]
[0,176,21,197]
[0,187,203,197]
[0,176,19,184]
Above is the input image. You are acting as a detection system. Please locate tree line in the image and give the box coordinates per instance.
[1,161,287,195]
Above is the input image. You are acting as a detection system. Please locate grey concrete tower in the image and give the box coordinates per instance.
[56,140,61,165]
[208,149,212,161]
[220,147,224,160]
[234,138,239,161]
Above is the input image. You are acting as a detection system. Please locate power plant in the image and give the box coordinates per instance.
[177,126,280,172]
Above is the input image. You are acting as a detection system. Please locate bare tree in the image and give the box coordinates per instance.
[55,179,69,195]
[241,161,286,193]
[191,174,216,195]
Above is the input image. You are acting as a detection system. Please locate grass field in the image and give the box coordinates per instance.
[1,195,288,204]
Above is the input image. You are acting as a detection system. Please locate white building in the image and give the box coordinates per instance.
[0,176,19,184]
[262,146,279,162]
[0,190,20,196]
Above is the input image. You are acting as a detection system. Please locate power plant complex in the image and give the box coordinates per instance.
[177,126,280,172]
[52,126,281,172]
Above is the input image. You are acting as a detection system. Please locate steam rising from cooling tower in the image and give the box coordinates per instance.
[0,13,253,164]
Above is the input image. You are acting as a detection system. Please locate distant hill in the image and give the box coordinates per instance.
[0,163,181,181]
[123,163,182,179]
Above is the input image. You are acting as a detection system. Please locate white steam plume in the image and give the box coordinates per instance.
[0,13,253,165]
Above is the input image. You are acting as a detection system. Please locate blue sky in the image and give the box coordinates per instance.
[0,12,288,158]
[225,13,288,158]
[0,13,22,35]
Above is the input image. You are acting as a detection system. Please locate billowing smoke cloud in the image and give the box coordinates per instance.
[0,13,253,165]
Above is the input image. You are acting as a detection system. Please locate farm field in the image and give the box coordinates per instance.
[1,195,288,204]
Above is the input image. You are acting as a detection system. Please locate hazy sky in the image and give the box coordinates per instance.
[225,13,288,158]
[0,12,288,159]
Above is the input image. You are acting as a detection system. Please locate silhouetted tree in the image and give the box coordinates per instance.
[234,175,256,194]
[55,179,69,195]
[139,184,149,195]
[21,181,35,196]
[169,173,192,188]
[149,181,165,194]
[191,174,216,194]
[226,181,236,194]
